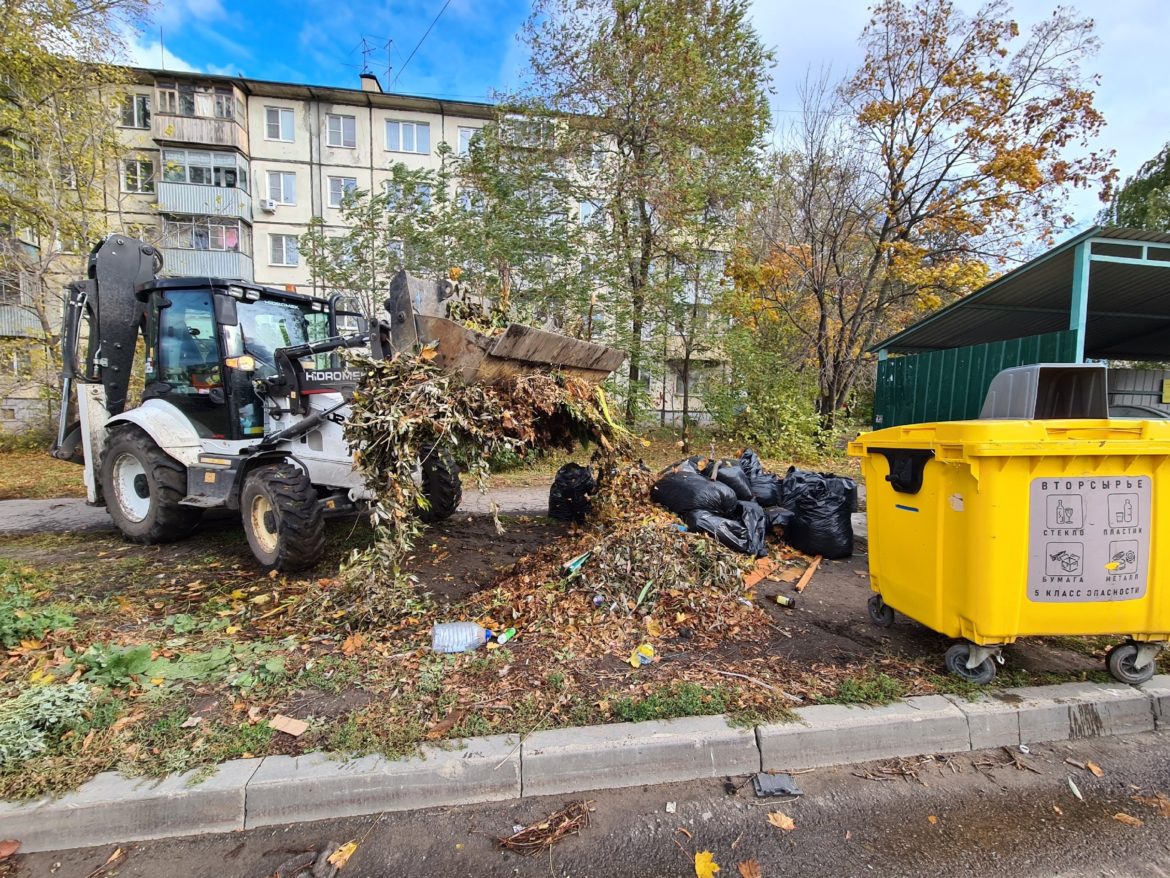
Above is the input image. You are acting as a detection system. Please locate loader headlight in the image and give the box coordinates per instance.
[225,355,257,372]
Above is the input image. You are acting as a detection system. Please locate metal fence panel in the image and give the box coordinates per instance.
[873,330,1078,428]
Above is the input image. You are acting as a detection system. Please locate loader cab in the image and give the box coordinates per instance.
[142,279,335,441]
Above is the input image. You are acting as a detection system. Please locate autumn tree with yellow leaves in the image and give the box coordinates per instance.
[731,0,1116,430]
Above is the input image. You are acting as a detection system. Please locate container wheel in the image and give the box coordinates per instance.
[240,463,325,572]
[1105,642,1156,685]
[944,643,997,685]
[867,594,894,628]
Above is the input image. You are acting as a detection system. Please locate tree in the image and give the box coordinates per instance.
[732,0,1116,430]
[1104,142,1170,231]
[0,0,150,428]
[523,0,772,425]
[301,121,603,331]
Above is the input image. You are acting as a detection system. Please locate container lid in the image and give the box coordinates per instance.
[849,419,1170,458]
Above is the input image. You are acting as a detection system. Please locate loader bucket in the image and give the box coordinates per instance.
[385,271,625,386]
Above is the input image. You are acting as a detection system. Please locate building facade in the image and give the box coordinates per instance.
[0,66,716,430]
[113,68,493,293]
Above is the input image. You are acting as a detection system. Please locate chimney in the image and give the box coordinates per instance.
[359,72,383,93]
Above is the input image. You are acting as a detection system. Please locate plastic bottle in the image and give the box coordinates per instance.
[431,622,492,653]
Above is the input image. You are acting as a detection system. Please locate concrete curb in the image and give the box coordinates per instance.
[4,675,1167,853]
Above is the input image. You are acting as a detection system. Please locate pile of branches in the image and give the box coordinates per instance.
[324,349,632,625]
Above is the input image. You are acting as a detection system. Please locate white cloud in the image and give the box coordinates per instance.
[122,27,202,72]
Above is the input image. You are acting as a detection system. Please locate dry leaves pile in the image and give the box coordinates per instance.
[325,350,633,624]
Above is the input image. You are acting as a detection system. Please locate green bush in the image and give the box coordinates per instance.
[0,683,90,768]
[702,328,824,459]
[0,562,75,648]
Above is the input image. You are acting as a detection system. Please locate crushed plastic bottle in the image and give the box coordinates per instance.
[431,622,493,653]
[629,643,655,668]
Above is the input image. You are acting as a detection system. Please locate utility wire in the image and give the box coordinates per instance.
[391,0,453,88]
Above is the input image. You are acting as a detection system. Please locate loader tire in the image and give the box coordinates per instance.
[417,447,462,523]
[101,427,202,543]
[241,463,325,572]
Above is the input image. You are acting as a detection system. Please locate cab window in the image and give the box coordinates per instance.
[158,291,221,394]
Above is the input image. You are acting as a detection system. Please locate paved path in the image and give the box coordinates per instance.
[0,487,554,535]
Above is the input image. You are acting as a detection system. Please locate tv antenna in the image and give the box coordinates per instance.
[358,36,393,86]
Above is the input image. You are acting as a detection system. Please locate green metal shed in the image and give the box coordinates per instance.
[872,226,1170,428]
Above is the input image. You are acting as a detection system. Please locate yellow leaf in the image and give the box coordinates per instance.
[341,633,364,656]
[19,639,42,650]
[645,617,663,638]
[927,815,938,825]
[676,613,687,623]
[150,678,165,686]
[251,594,271,605]
[767,811,795,832]
[737,861,762,878]
[694,850,720,878]
[229,589,247,600]
[328,840,358,867]
[1113,812,1143,827]
[419,347,438,362]
[1086,761,1104,778]
[225,625,240,635]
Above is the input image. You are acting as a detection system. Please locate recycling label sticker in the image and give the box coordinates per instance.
[1027,476,1151,603]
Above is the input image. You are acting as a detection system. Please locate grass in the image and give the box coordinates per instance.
[0,451,85,500]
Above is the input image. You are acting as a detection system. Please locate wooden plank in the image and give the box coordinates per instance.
[794,556,822,593]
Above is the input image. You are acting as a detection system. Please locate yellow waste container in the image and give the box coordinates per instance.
[849,419,1170,684]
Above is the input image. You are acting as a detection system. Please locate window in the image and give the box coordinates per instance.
[265,106,294,141]
[328,176,357,208]
[121,93,151,129]
[156,82,234,119]
[385,120,430,154]
[326,114,356,148]
[161,217,244,252]
[417,184,432,208]
[457,126,478,156]
[387,239,404,263]
[158,290,220,395]
[502,115,555,149]
[456,187,482,212]
[161,149,248,192]
[267,170,296,204]
[579,199,602,224]
[122,158,155,194]
[270,234,298,266]
[675,370,701,396]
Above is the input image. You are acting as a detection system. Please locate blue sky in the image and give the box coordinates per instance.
[125,0,1170,227]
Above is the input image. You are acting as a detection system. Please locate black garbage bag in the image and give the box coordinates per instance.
[700,459,754,501]
[737,500,769,557]
[548,463,597,522]
[764,505,793,534]
[738,448,783,506]
[684,509,758,556]
[651,470,740,517]
[780,467,856,559]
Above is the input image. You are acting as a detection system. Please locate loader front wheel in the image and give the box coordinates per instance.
[241,463,325,572]
[417,447,462,523]
[101,428,202,543]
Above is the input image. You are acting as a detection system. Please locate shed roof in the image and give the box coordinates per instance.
[873,226,1170,360]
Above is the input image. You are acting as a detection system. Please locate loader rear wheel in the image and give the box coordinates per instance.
[101,428,202,543]
[241,463,325,572]
[417,447,462,523]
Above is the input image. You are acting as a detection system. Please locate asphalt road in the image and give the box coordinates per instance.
[13,732,1170,878]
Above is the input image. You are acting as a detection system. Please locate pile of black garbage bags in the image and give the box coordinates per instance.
[649,450,857,559]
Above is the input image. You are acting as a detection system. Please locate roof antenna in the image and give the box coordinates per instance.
[159,27,165,69]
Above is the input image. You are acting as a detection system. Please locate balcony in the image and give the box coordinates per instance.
[154,114,249,152]
[157,182,252,222]
[0,304,41,339]
[159,249,254,281]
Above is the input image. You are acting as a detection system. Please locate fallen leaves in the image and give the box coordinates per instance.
[0,840,18,860]
[694,850,721,878]
[1132,792,1170,817]
[927,815,938,825]
[737,859,762,878]
[328,840,359,867]
[341,632,365,656]
[767,811,795,832]
[1086,761,1104,778]
[1113,812,1143,828]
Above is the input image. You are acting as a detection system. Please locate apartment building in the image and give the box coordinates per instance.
[0,67,716,429]
[114,68,493,293]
